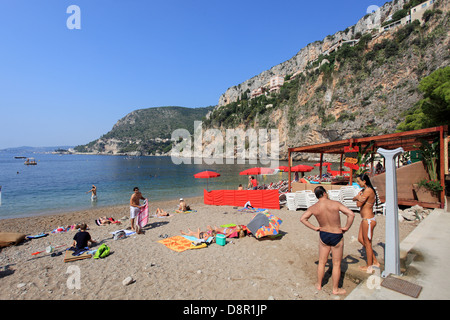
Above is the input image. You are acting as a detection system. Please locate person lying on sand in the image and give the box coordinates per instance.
[208,225,245,238]
[180,227,214,240]
[155,208,171,217]
[95,217,121,226]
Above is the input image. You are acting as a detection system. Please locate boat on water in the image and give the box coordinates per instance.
[14,156,27,159]
[24,158,37,165]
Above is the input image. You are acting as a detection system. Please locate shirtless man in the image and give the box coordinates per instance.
[300,186,355,295]
[130,187,145,231]
[86,185,97,201]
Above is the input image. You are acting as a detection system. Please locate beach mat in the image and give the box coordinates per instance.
[381,274,422,298]
[158,236,206,252]
[63,250,92,263]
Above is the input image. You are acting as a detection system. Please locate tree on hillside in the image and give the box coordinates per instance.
[397,66,450,131]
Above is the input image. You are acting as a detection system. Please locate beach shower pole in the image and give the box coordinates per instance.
[377,147,404,278]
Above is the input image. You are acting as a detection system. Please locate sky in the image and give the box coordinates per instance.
[0,0,389,149]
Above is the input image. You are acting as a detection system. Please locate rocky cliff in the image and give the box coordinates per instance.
[217,0,411,107]
[206,0,449,161]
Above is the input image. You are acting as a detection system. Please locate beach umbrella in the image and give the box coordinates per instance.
[194,171,220,191]
[247,212,283,239]
[277,166,289,172]
[290,165,314,179]
[291,165,314,172]
[239,167,275,176]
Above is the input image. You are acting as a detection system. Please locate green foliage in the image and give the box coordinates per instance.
[414,138,439,182]
[398,66,450,131]
[417,178,443,193]
[75,106,213,154]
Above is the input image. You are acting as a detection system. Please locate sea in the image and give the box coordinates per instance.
[0,151,318,220]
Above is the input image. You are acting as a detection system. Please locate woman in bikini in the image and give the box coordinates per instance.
[353,173,380,272]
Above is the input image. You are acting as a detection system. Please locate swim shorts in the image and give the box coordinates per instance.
[130,206,140,219]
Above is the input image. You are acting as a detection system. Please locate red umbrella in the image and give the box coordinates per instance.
[194,171,220,178]
[291,165,314,172]
[277,166,289,172]
[239,167,275,176]
[194,171,220,190]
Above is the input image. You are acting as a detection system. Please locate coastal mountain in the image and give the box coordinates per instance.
[204,0,449,160]
[75,0,449,159]
[74,106,213,155]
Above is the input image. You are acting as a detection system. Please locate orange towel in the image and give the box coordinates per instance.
[158,236,196,252]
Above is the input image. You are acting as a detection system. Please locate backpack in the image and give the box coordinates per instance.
[93,244,110,259]
[113,230,127,241]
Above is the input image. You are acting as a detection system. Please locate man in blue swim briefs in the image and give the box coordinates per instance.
[300,186,355,295]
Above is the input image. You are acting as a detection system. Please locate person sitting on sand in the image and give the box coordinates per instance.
[237,184,243,190]
[180,227,214,240]
[70,223,96,253]
[95,217,121,226]
[176,198,191,213]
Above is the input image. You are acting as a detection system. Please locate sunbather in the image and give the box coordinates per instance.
[180,227,214,240]
[95,217,121,226]
[155,208,171,217]
[175,198,192,213]
[208,225,245,238]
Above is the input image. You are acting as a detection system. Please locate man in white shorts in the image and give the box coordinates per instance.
[130,187,145,231]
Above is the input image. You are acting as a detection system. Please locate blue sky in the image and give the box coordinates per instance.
[0,0,388,149]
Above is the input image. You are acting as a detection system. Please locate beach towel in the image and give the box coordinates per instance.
[63,249,92,263]
[182,235,213,244]
[158,235,209,252]
[237,208,268,214]
[110,229,136,238]
[26,233,48,240]
[158,236,194,252]
[136,200,149,229]
[174,210,197,214]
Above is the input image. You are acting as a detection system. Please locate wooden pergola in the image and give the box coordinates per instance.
[288,126,449,208]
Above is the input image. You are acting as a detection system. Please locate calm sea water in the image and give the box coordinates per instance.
[0,152,310,219]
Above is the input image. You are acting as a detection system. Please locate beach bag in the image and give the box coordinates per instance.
[93,244,110,259]
[113,230,127,241]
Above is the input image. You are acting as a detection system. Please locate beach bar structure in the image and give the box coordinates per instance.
[288,126,449,209]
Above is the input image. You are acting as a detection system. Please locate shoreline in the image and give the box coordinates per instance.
[0,195,204,235]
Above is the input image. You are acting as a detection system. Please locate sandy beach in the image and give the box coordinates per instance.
[0,195,418,300]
